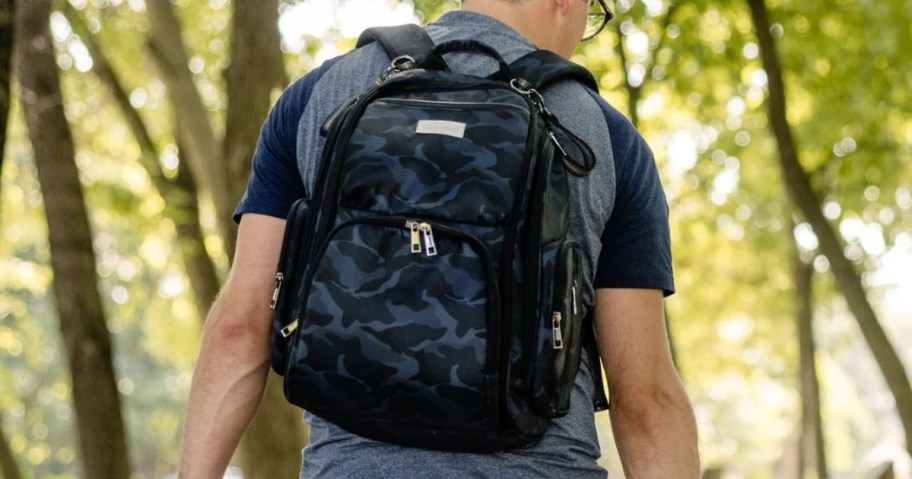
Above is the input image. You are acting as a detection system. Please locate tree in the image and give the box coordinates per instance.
[0,0,13,211]
[793,243,827,478]
[61,3,221,330]
[14,0,130,477]
[747,0,912,457]
[0,415,23,479]
[143,0,302,475]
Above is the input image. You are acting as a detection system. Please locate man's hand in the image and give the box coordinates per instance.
[177,214,287,478]
[594,288,700,478]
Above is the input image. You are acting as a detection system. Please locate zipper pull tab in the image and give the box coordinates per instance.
[270,272,284,310]
[572,281,579,316]
[280,319,299,339]
[420,222,437,256]
[406,220,422,254]
[552,312,564,350]
[548,130,569,159]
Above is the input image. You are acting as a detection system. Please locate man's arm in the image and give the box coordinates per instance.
[594,288,700,478]
[177,214,286,478]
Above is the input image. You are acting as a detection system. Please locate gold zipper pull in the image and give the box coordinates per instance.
[406,220,422,254]
[420,222,437,256]
[552,312,564,350]
[280,319,299,339]
[270,272,284,310]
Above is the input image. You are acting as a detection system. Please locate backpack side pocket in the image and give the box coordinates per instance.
[529,240,584,417]
[270,198,311,375]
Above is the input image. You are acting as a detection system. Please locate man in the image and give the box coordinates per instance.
[177,0,700,477]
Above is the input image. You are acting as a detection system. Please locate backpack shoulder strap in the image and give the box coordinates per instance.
[356,24,448,71]
[508,49,599,93]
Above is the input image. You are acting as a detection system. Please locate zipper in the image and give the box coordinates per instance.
[519,133,557,380]
[270,272,284,310]
[572,280,579,316]
[281,318,299,338]
[551,312,564,350]
[375,97,528,114]
[419,222,437,256]
[497,102,543,412]
[406,220,422,253]
[273,198,310,320]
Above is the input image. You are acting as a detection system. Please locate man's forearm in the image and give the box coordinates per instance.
[177,311,271,478]
[177,215,287,478]
[609,383,700,478]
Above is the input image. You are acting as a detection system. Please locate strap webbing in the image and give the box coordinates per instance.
[584,317,610,412]
[508,49,599,93]
[356,24,448,71]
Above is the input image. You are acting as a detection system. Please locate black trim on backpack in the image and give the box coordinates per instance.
[584,313,610,411]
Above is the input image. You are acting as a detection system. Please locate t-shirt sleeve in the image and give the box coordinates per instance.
[593,102,675,296]
[232,58,340,223]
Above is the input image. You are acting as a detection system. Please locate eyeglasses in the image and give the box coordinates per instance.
[582,0,614,41]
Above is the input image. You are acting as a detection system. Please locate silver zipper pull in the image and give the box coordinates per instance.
[406,220,422,253]
[419,222,437,256]
[572,281,579,316]
[552,312,564,350]
[269,272,284,309]
[548,131,569,159]
[280,319,299,338]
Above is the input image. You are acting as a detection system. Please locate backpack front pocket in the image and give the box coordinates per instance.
[284,218,500,430]
[529,240,584,417]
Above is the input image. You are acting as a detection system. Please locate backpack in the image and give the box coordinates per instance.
[269,24,608,452]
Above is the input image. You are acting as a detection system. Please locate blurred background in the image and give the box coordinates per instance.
[0,0,910,478]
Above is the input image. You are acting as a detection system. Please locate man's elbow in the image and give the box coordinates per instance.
[201,300,271,357]
[611,381,695,432]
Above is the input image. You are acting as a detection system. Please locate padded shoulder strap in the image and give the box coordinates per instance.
[356,24,448,71]
[508,50,599,93]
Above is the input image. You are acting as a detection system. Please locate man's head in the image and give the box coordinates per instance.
[460,0,611,58]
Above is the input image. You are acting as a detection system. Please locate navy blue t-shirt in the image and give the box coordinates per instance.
[234,57,673,295]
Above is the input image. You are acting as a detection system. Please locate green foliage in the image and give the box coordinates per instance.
[1,0,909,477]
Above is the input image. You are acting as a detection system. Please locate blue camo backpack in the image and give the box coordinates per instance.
[269,25,608,452]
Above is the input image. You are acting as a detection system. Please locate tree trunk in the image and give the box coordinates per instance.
[14,1,130,477]
[171,153,222,315]
[223,1,306,476]
[223,0,286,204]
[0,415,23,479]
[237,376,308,479]
[0,0,14,212]
[793,250,827,479]
[62,5,221,318]
[747,0,912,456]
[702,467,723,479]
[144,0,237,258]
[612,2,679,128]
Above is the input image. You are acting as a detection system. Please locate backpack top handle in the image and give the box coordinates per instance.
[357,24,449,72]
[431,39,514,82]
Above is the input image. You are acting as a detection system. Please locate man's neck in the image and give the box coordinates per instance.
[460,0,555,51]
